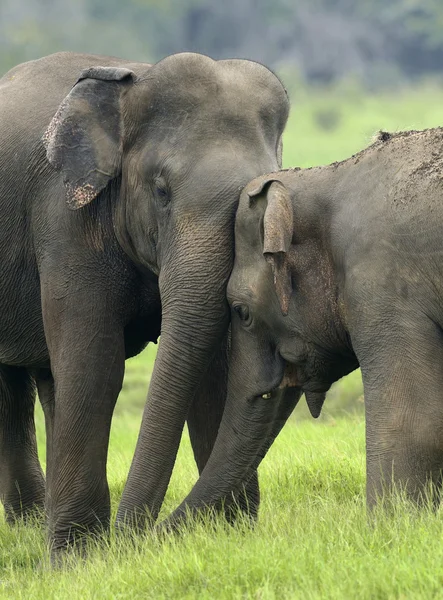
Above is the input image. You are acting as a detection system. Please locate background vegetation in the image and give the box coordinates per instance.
[3,1,443,596]
[4,0,443,88]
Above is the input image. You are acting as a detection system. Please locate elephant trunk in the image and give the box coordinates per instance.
[116,238,232,529]
[162,327,302,527]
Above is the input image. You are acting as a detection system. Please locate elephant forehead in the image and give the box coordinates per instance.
[227,270,257,303]
[140,59,287,132]
[235,201,263,249]
[228,254,270,303]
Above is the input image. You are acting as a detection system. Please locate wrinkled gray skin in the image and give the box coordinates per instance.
[166,128,443,523]
[0,51,289,553]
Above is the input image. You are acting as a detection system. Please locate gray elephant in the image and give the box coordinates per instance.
[164,128,443,523]
[0,51,289,553]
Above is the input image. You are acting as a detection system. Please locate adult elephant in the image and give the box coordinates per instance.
[165,128,443,524]
[0,51,289,553]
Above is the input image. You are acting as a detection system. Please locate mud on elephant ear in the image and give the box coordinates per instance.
[42,66,135,210]
[248,177,293,315]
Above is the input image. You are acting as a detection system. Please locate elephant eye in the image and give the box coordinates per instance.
[154,177,170,204]
[233,304,251,324]
[156,186,169,202]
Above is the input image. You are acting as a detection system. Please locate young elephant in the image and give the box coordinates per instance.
[164,128,443,523]
[0,51,289,555]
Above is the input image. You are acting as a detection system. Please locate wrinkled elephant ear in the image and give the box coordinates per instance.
[248,178,293,315]
[43,66,135,210]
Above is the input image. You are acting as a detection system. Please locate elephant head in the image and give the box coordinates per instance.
[43,53,290,526]
[162,170,359,524]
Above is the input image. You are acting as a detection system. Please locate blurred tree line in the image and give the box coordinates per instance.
[2,0,443,86]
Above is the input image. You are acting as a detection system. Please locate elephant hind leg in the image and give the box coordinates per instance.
[187,332,260,523]
[0,365,45,522]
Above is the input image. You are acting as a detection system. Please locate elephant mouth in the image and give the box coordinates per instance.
[257,361,330,418]
[279,361,301,389]
[276,361,329,418]
[278,360,331,392]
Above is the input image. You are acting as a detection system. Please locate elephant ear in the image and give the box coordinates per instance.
[248,178,294,315]
[43,66,135,210]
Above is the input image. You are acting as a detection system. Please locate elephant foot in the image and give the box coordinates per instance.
[47,545,89,571]
[47,511,110,567]
[2,480,46,525]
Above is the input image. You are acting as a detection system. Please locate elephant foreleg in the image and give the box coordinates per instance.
[42,284,125,555]
[359,319,443,508]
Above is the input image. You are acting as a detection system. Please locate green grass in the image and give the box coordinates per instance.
[281,78,443,168]
[4,400,443,599]
[4,80,443,597]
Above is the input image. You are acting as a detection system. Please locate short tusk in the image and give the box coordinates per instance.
[261,392,272,399]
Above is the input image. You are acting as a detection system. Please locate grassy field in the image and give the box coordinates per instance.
[4,397,443,599]
[3,81,443,597]
[282,78,443,168]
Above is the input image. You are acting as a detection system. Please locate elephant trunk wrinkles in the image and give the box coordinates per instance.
[160,325,301,527]
[116,251,231,529]
[163,381,301,527]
